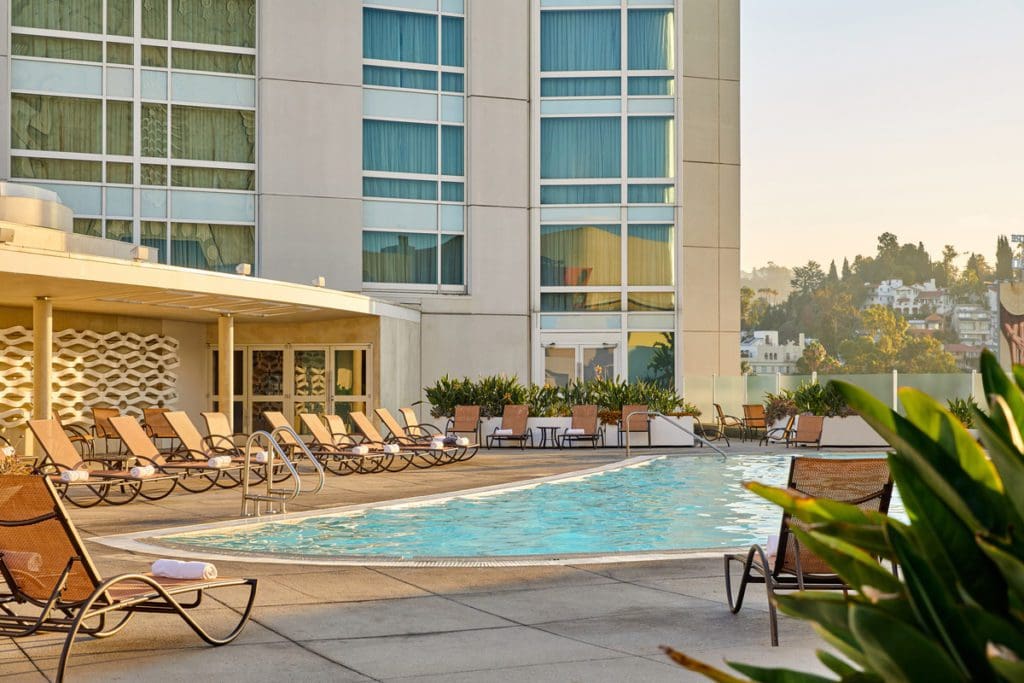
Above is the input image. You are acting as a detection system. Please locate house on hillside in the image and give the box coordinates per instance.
[740,331,810,374]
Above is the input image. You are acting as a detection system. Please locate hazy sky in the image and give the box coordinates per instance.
[740,0,1024,271]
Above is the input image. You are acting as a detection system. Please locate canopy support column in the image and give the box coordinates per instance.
[218,314,235,431]
[29,296,53,458]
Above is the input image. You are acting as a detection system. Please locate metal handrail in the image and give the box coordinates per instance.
[623,410,728,461]
[240,427,325,517]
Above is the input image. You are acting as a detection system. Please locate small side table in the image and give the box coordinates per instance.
[537,425,561,449]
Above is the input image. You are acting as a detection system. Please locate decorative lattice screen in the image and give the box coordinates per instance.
[0,326,179,428]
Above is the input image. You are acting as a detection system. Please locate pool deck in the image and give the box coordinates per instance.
[2,444,864,681]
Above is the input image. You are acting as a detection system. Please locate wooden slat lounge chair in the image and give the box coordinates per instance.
[376,408,476,463]
[741,404,768,442]
[725,456,893,645]
[446,405,481,444]
[0,474,257,682]
[108,416,244,493]
[90,407,123,455]
[486,405,533,449]
[399,407,444,439]
[617,404,650,447]
[760,414,796,447]
[26,419,179,506]
[561,404,604,448]
[348,411,427,470]
[297,413,386,475]
[788,415,824,448]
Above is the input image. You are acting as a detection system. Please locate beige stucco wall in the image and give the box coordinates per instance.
[378,316,422,415]
[680,0,741,375]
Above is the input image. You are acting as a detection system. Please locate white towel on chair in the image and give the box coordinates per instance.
[430,439,445,450]
[60,470,90,483]
[494,429,513,436]
[0,549,42,573]
[766,534,779,557]
[207,455,233,469]
[251,450,270,464]
[151,559,218,580]
[565,428,585,435]
[456,437,470,447]
[1,446,14,457]
[129,465,155,479]
[351,445,369,456]
[383,444,400,454]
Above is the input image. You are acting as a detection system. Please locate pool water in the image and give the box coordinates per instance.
[160,454,903,560]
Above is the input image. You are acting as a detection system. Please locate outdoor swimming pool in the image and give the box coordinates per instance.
[148,453,904,563]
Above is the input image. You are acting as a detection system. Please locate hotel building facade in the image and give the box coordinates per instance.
[0,0,738,436]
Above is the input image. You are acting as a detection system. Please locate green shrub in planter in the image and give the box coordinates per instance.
[663,349,1024,682]
[947,396,980,429]
[792,381,855,417]
[763,389,797,424]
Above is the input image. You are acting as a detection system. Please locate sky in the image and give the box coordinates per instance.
[740,0,1024,271]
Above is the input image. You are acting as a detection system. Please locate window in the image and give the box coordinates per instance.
[541,118,620,179]
[9,0,257,272]
[361,3,466,291]
[540,10,620,72]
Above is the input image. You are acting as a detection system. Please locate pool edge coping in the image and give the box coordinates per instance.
[91,454,745,567]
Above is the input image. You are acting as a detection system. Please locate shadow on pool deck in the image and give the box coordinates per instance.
[4,444,851,681]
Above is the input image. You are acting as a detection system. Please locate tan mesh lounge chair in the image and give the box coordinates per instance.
[742,404,768,442]
[446,405,481,444]
[0,474,257,682]
[788,414,824,448]
[142,407,178,450]
[163,412,267,484]
[297,413,385,475]
[27,419,179,506]
[376,408,475,463]
[52,409,94,457]
[348,411,422,471]
[725,456,893,645]
[108,416,245,493]
[322,413,360,445]
[561,405,604,448]
[90,407,123,455]
[616,404,650,447]
[200,412,248,453]
[399,407,444,439]
[760,414,796,446]
[486,405,533,449]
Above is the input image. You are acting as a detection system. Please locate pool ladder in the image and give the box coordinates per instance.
[624,410,727,462]
[240,426,325,517]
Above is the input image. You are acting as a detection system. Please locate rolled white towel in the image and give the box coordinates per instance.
[1,445,15,457]
[765,534,779,557]
[151,559,218,580]
[565,428,585,435]
[383,444,400,454]
[430,439,446,450]
[456,437,470,447]
[251,449,270,464]
[129,465,156,478]
[0,549,42,573]
[351,445,369,456]
[207,455,233,469]
[60,469,90,483]
[494,429,513,436]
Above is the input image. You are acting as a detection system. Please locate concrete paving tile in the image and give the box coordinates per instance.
[453,582,707,625]
[579,557,724,581]
[266,567,430,602]
[376,565,614,596]
[258,596,514,641]
[386,653,682,683]
[304,624,619,679]
[658,643,834,678]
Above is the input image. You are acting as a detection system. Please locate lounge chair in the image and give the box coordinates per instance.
[298,413,387,475]
[200,412,248,453]
[713,404,743,446]
[90,407,123,455]
[788,415,824,448]
[760,414,796,446]
[27,419,179,506]
[108,415,245,493]
[741,404,768,442]
[51,409,94,457]
[446,405,482,444]
[486,405,533,449]
[348,411,427,470]
[561,405,605,448]
[399,407,444,439]
[142,407,178,451]
[617,404,650,447]
[725,456,893,645]
[163,411,268,484]
[377,408,476,462]
[0,474,257,682]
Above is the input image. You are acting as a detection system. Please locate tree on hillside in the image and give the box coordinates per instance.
[790,261,826,296]
[965,252,994,281]
[827,260,839,284]
[996,235,1013,281]
[841,257,852,280]
[838,306,958,373]
[935,245,959,287]
[795,340,841,373]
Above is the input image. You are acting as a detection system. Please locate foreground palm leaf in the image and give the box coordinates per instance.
[665,350,1024,682]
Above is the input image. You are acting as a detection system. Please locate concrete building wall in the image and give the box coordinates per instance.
[0,0,9,180]
[420,313,531,388]
[680,0,741,376]
[378,316,422,414]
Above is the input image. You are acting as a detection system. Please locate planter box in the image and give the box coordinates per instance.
[820,415,888,448]
[480,416,574,447]
[604,416,695,447]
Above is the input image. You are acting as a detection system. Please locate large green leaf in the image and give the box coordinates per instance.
[834,381,998,533]
[988,645,1024,683]
[981,350,1024,423]
[978,536,1024,613]
[788,525,904,595]
[746,482,883,527]
[728,661,838,683]
[775,593,867,666]
[974,400,1024,527]
[803,520,893,558]
[886,521,993,679]
[848,604,968,682]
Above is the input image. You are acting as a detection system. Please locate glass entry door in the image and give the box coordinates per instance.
[292,348,328,434]
[543,344,617,387]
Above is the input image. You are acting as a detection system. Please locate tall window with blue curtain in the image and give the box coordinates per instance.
[538,2,678,388]
[361,2,466,289]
